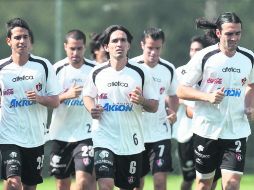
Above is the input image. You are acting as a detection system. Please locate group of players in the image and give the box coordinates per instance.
[0,11,253,190]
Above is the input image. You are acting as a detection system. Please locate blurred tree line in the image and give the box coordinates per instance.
[0,0,254,174]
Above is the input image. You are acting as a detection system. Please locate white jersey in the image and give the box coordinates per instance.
[49,58,95,142]
[172,65,194,143]
[0,54,60,148]
[130,56,177,142]
[83,61,158,155]
[180,44,254,140]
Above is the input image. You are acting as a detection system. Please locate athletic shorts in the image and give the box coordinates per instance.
[0,144,44,186]
[49,139,94,179]
[94,147,142,189]
[193,134,246,177]
[141,139,173,177]
[178,137,195,181]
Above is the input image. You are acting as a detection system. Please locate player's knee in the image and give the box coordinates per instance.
[6,177,22,190]
[223,178,240,190]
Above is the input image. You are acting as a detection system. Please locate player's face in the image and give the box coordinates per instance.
[105,30,130,60]
[189,41,203,58]
[6,27,32,55]
[216,22,241,53]
[141,37,163,66]
[64,38,85,65]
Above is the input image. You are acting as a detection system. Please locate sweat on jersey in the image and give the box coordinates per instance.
[49,57,95,142]
[180,44,254,140]
[83,61,159,155]
[129,56,177,143]
[0,54,61,148]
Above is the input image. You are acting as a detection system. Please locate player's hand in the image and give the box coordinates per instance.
[65,84,83,99]
[166,107,177,124]
[91,105,104,119]
[208,87,225,104]
[129,87,144,105]
[244,107,254,123]
[26,90,38,102]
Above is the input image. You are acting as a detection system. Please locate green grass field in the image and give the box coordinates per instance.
[0,175,253,189]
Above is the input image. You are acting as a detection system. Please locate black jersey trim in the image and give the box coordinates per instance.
[0,58,12,71]
[236,48,254,68]
[201,49,221,72]
[29,56,49,81]
[158,61,174,83]
[56,59,95,75]
[92,63,110,84]
[126,62,145,91]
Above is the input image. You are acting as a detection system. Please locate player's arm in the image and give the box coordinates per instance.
[165,95,179,124]
[83,96,103,119]
[26,91,60,108]
[130,87,158,113]
[245,83,254,122]
[177,85,225,104]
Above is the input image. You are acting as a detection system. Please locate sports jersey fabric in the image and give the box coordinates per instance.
[0,54,60,147]
[83,61,159,155]
[49,57,95,142]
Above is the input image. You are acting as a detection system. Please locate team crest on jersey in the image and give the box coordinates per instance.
[241,77,247,86]
[160,87,165,94]
[36,83,42,91]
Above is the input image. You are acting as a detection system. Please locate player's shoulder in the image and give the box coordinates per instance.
[237,46,254,57]
[159,58,176,70]
[129,55,143,65]
[29,54,52,65]
[84,58,96,68]
[0,56,12,65]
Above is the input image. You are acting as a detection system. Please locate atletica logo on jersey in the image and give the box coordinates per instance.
[222,67,240,73]
[107,81,128,87]
[103,103,133,112]
[12,75,34,82]
[9,99,36,108]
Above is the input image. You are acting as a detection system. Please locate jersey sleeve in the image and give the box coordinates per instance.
[82,69,98,98]
[45,61,61,95]
[166,68,177,96]
[180,52,203,87]
[142,66,159,100]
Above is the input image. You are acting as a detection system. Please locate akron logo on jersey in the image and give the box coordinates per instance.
[224,88,241,97]
[103,103,133,112]
[9,99,36,108]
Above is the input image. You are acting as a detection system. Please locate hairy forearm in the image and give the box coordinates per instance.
[37,95,60,108]
[176,85,209,102]
[83,96,96,113]
[140,97,158,113]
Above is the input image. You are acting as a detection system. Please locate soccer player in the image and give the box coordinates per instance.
[83,25,159,190]
[177,12,254,190]
[0,18,60,190]
[49,29,96,190]
[174,35,219,190]
[130,27,178,190]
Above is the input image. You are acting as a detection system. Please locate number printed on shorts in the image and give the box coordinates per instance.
[158,144,165,157]
[235,140,242,152]
[129,161,136,174]
[37,155,44,170]
[81,145,94,157]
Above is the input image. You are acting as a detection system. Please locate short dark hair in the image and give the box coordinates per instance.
[65,29,86,44]
[89,32,103,59]
[6,17,34,43]
[195,12,242,42]
[100,25,133,45]
[142,27,165,43]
